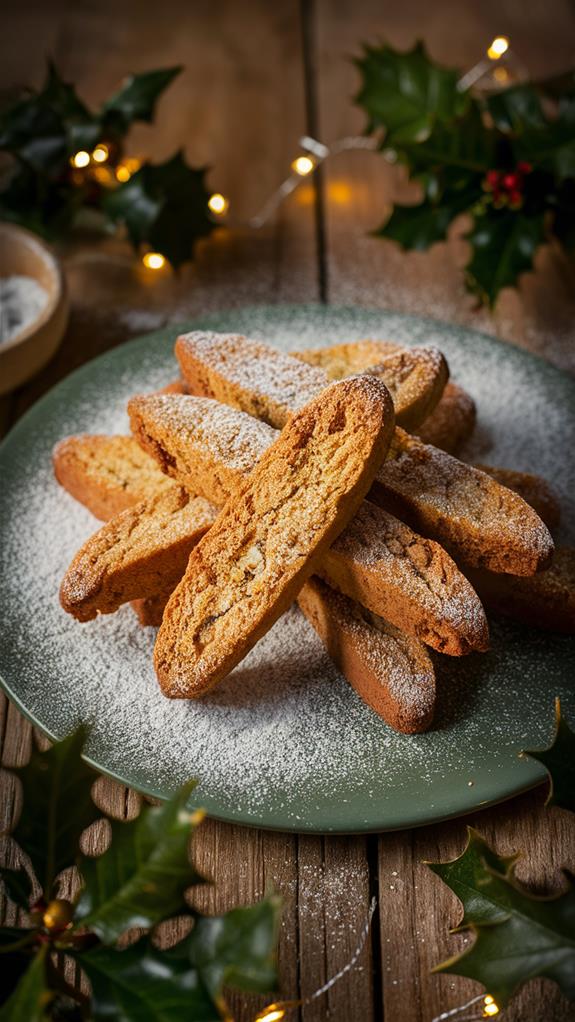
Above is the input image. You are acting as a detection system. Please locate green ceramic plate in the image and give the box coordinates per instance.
[0,304,574,834]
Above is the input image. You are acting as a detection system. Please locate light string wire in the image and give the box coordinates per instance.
[252,896,377,1022]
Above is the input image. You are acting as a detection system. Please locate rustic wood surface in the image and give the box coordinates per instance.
[1,2,575,1020]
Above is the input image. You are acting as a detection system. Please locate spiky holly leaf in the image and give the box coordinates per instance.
[0,927,36,1004]
[354,41,468,144]
[104,151,215,267]
[187,895,282,998]
[524,700,575,813]
[429,828,575,1006]
[102,67,182,129]
[9,727,99,898]
[376,166,479,250]
[73,781,202,944]
[0,863,34,910]
[486,84,547,134]
[75,935,220,1022]
[465,208,545,306]
[400,103,494,177]
[0,943,50,1021]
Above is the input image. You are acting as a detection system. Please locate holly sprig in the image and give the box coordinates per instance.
[0,728,281,1020]
[355,42,575,306]
[0,63,216,267]
[429,702,575,1010]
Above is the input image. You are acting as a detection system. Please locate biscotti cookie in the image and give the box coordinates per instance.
[173,333,553,576]
[294,339,401,378]
[372,430,553,576]
[60,487,217,621]
[53,435,174,521]
[474,465,561,531]
[298,578,436,733]
[466,548,575,633]
[130,395,488,655]
[176,332,447,430]
[154,375,395,697]
[415,382,476,454]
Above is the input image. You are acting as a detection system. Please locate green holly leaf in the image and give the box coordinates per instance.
[104,151,215,266]
[524,700,575,813]
[465,208,546,306]
[75,936,220,1022]
[429,828,575,1006]
[401,103,494,176]
[103,67,182,128]
[0,944,50,1021]
[0,863,34,910]
[187,895,282,998]
[0,928,37,1004]
[487,85,547,134]
[355,40,468,144]
[9,727,100,898]
[74,781,202,944]
[376,171,478,250]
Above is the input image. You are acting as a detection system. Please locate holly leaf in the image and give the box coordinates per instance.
[376,170,478,250]
[514,96,575,181]
[400,103,494,176]
[0,863,34,910]
[187,895,282,999]
[355,40,468,144]
[104,151,215,266]
[0,944,50,1021]
[429,828,575,1007]
[9,727,100,898]
[74,781,202,944]
[487,85,547,134]
[103,67,182,128]
[465,208,545,306]
[524,700,575,813]
[75,936,220,1022]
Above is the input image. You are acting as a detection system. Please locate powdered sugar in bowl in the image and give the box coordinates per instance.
[0,223,69,394]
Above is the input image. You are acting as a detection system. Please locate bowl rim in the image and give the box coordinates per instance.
[0,222,66,354]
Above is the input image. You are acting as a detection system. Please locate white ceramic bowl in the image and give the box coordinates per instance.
[0,223,69,395]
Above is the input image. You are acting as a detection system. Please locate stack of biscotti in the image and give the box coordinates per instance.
[54,330,572,737]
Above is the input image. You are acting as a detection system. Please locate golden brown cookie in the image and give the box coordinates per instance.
[173,333,553,577]
[294,339,401,378]
[60,487,217,622]
[298,578,436,733]
[154,375,395,697]
[474,465,561,531]
[53,435,174,521]
[465,548,575,633]
[130,395,489,655]
[415,382,477,454]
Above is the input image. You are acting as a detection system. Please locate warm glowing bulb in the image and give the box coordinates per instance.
[71,150,90,169]
[116,158,141,183]
[253,1008,286,1022]
[487,36,509,59]
[92,144,109,163]
[292,155,315,176]
[208,192,229,215]
[142,252,166,270]
[483,996,500,1017]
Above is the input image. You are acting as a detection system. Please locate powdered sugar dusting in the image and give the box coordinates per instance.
[0,305,574,832]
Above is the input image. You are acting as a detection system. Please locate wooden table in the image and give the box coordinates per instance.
[2,2,575,1019]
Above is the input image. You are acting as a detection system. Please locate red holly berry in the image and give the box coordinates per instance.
[502,173,519,190]
[517,162,532,175]
[485,170,500,189]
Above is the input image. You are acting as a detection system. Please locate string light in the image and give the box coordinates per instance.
[208,192,229,215]
[142,252,166,270]
[92,143,109,163]
[483,995,500,1017]
[432,992,501,1022]
[116,157,142,183]
[291,155,315,176]
[253,1006,287,1022]
[487,36,509,60]
[71,150,90,169]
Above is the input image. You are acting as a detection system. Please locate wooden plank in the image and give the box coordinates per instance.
[313,0,575,375]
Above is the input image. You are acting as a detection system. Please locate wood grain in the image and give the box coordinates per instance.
[1,1,575,1020]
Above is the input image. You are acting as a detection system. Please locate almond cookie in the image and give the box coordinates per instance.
[415,382,477,454]
[474,465,561,531]
[176,332,447,430]
[154,375,395,697]
[53,435,174,521]
[294,338,401,378]
[466,548,575,633]
[130,395,488,655]
[60,487,217,622]
[174,333,553,576]
[298,578,436,733]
